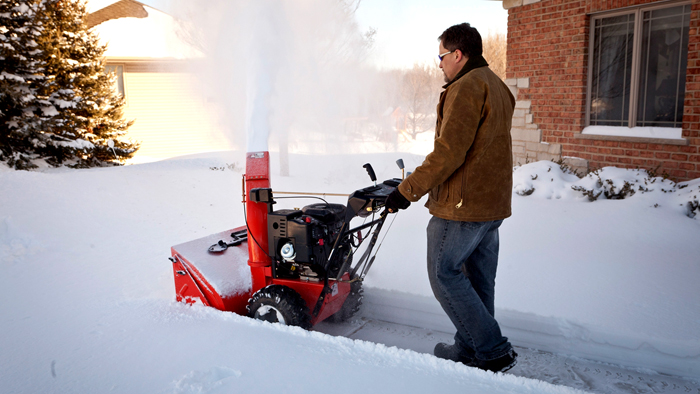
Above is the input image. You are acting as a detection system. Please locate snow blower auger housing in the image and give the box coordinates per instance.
[170,151,404,329]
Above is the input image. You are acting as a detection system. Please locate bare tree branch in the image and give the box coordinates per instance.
[482,31,506,80]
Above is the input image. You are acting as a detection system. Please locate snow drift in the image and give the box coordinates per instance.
[1,152,699,394]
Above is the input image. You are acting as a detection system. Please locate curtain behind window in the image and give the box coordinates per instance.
[590,14,635,127]
[637,4,691,128]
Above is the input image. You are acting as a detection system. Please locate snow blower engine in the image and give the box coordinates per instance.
[169,152,406,329]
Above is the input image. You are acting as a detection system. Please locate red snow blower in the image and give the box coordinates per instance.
[169,151,404,329]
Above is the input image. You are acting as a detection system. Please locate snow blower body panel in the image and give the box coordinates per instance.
[170,226,351,324]
[170,151,399,327]
[170,226,251,315]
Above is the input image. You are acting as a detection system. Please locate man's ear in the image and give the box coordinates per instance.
[456,49,467,63]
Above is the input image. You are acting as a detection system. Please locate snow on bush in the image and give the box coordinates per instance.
[513,161,700,218]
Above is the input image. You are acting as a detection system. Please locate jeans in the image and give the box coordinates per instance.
[427,216,512,361]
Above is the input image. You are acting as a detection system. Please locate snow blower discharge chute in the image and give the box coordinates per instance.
[170,152,405,329]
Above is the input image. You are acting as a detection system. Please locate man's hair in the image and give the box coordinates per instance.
[438,23,482,58]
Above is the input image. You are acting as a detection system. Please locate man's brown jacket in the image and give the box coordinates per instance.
[397,56,515,222]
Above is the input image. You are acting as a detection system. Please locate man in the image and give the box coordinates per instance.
[384,23,516,373]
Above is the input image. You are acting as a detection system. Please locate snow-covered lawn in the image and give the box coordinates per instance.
[1,151,698,393]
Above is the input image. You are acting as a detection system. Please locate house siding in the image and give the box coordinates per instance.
[111,60,231,160]
[506,0,700,180]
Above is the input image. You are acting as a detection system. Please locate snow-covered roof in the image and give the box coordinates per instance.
[86,0,122,13]
[88,0,202,59]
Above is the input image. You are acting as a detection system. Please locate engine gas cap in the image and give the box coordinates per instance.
[280,242,296,261]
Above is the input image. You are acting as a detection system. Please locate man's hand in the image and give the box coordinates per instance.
[385,188,411,213]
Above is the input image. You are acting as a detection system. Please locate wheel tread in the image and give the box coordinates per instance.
[326,281,363,323]
[248,285,312,330]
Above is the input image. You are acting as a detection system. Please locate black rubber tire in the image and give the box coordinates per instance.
[247,285,312,330]
[326,280,363,323]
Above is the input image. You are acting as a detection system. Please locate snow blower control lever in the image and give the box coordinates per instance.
[363,163,377,186]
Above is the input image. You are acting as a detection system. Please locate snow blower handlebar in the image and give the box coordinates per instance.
[332,177,400,279]
[310,178,398,317]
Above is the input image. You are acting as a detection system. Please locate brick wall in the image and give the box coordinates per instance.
[505,0,700,180]
[686,0,700,179]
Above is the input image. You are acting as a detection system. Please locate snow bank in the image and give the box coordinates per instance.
[1,152,584,393]
[513,160,700,218]
[1,151,698,393]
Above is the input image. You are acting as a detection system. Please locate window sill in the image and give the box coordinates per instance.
[577,126,688,146]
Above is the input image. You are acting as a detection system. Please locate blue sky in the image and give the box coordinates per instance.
[134,0,509,69]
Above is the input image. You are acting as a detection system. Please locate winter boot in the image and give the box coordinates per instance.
[471,348,518,373]
[433,342,475,365]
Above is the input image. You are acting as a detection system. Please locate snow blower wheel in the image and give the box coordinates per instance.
[326,280,363,323]
[247,285,312,329]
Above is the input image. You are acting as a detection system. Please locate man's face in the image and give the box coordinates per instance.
[439,41,461,83]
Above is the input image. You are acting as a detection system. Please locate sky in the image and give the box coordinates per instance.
[354,0,509,69]
[100,0,509,70]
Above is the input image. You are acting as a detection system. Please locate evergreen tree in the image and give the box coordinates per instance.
[0,0,55,169]
[1,0,138,170]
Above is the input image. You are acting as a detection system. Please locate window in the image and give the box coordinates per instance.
[587,3,691,131]
[104,64,125,97]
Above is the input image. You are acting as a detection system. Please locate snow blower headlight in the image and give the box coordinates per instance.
[280,242,296,262]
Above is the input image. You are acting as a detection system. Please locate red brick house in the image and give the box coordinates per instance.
[502,0,699,180]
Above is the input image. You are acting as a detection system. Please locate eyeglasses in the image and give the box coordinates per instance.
[438,50,453,61]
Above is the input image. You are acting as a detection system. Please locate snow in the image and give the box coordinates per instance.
[55,138,94,150]
[52,99,76,108]
[172,229,252,297]
[1,151,699,393]
[40,105,58,116]
[367,159,700,378]
[243,1,280,153]
[512,161,700,217]
[0,71,26,82]
[582,125,684,140]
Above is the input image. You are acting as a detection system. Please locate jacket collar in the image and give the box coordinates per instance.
[442,54,489,89]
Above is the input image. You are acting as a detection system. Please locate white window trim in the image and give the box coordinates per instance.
[585,0,691,139]
[581,125,683,139]
[105,63,126,99]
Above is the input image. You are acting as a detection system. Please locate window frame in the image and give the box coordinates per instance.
[104,63,126,99]
[585,0,691,131]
